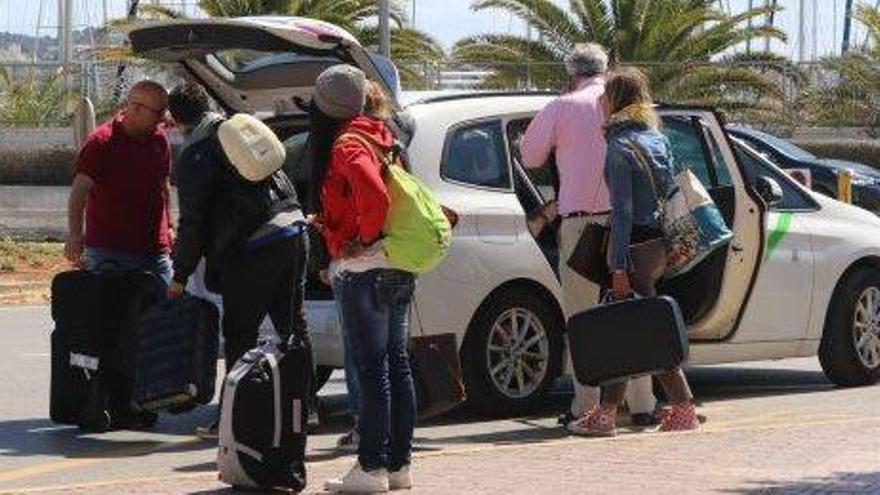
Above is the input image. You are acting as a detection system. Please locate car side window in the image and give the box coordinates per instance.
[442,120,512,190]
[660,116,717,188]
[734,143,817,211]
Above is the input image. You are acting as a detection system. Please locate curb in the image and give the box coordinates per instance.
[0,282,50,296]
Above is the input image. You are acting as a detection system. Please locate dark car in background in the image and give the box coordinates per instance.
[726,124,880,213]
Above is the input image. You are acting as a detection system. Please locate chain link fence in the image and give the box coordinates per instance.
[0,60,182,127]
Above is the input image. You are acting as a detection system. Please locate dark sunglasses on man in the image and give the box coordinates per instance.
[127,99,167,119]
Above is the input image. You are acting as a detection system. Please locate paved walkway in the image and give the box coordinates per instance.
[9,399,880,495]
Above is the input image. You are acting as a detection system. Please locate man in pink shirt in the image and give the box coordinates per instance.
[519,43,656,433]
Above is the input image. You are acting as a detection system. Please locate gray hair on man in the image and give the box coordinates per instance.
[564,43,609,78]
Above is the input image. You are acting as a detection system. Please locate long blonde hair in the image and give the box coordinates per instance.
[364,80,392,120]
[604,67,659,128]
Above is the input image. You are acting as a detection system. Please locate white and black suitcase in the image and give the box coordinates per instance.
[217,338,312,492]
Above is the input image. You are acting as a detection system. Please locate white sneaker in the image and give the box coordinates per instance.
[388,465,412,490]
[324,463,389,493]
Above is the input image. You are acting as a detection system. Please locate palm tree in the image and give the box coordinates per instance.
[806,3,880,134]
[452,0,791,121]
[0,65,72,127]
[100,0,444,89]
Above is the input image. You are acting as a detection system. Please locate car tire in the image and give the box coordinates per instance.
[312,365,335,394]
[819,268,880,387]
[461,286,563,417]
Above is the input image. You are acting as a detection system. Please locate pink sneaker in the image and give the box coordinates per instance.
[567,405,618,437]
[659,403,700,432]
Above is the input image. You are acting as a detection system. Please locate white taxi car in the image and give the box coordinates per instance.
[130,17,880,416]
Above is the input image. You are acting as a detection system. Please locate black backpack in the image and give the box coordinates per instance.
[206,132,300,260]
[217,338,311,491]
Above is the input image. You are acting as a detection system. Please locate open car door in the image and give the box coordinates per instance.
[656,109,765,341]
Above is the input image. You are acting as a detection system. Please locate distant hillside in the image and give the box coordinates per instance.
[0,28,116,62]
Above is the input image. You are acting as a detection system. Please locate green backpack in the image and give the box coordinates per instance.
[336,131,452,274]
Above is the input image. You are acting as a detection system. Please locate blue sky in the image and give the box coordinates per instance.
[0,0,869,60]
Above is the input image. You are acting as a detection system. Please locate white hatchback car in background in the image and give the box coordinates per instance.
[131,17,880,417]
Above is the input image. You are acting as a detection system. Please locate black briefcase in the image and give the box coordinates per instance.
[567,296,688,387]
[132,295,220,412]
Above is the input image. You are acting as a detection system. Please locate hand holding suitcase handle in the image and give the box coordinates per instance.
[167,280,186,299]
[610,269,634,301]
[600,289,644,305]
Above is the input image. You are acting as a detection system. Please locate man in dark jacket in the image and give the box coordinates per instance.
[166,82,309,438]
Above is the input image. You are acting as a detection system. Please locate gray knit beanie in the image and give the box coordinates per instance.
[314,64,366,120]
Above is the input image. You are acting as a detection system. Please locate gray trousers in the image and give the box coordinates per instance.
[559,216,656,417]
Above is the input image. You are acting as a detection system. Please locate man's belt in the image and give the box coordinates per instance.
[561,210,610,219]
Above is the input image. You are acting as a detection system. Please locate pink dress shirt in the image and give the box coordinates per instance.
[519,77,609,216]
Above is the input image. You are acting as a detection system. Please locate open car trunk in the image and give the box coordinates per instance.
[126,17,399,117]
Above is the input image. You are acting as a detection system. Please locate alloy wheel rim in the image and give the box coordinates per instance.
[486,307,550,399]
[853,286,880,369]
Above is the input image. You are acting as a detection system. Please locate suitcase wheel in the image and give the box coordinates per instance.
[79,410,112,433]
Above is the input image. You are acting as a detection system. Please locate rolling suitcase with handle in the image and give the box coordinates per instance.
[567,295,689,387]
[49,269,163,431]
[218,337,312,492]
[132,295,220,413]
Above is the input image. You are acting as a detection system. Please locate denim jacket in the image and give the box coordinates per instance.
[603,108,676,271]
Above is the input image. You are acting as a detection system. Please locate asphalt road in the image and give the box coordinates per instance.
[1,304,876,494]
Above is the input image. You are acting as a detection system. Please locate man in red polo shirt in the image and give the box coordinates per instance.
[64,80,174,283]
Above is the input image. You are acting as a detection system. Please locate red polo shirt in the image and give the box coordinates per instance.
[75,115,172,254]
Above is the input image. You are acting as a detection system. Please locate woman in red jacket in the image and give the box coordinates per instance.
[310,65,415,493]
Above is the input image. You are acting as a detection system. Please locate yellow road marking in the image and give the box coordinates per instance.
[0,438,205,484]
[5,414,880,494]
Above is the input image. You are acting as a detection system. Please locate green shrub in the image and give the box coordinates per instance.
[0,256,14,272]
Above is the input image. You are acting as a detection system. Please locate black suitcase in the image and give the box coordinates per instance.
[218,339,311,492]
[133,296,220,412]
[567,296,689,387]
[49,269,163,430]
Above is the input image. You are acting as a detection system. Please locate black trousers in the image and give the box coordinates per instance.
[219,232,309,372]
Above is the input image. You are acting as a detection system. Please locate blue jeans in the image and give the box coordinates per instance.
[83,247,173,285]
[332,277,361,422]
[335,269,416,472]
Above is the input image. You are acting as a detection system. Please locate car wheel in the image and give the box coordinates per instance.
[461,286,563,417]
[312,365,335,394]
[819,268,880,387]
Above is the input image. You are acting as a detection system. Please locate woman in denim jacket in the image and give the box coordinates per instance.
[572,67,700,436]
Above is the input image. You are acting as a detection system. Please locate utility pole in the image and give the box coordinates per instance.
[746,0,753,54]
[843,0,854,54]
[63,0,73,65]
[35,0,45,61]
[57,0,65,63]
[379,0,390,58]
[765,0,778,53]
[834,0,839,56]
[812,0,818,60]
[798,0,807,61]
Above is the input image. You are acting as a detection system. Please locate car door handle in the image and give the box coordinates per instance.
[731,244,744,253]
